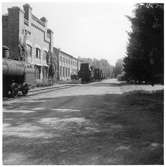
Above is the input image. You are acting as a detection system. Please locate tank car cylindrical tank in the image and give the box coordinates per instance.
[78,63,91,83]
[3,58,26,97]
[3,46,35,97]
[3,58,25,76]
[78,63,104,83]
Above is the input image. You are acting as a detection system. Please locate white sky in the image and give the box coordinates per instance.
[2,1,136,65]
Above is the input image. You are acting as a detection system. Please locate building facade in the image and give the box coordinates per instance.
[52,47,59,82]
[2,4,53,82]
[56,49,78,80]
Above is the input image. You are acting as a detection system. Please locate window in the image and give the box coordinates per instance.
[63,67,65,77]
[36,48,41,59]
[60,56,62,62]
[43,50,47,61]
[27,44,32,58]
[35,66,41,79]
[60,66,62,77]
[69,68,70,76]
[42,67,48,79]
[66,68,67,77]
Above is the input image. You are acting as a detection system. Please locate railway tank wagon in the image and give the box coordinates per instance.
[78,63,104,83]
[3,46,35,97]
[78,63,91,83]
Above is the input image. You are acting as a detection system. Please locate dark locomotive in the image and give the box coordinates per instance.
[3,46,35,97]
[78,63,104,83]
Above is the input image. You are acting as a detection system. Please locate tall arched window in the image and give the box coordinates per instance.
[27,44,32,57]
[36,48,41,59]
[43,50,47,62]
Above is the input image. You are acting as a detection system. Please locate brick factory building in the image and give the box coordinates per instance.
[55,48,79,81]
[2,4,54,83]
[2,3,81,84]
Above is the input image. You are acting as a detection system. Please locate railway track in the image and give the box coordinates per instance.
[3,84,79,101]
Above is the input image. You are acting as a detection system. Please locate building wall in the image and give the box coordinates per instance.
[2,16,8,47]
[24,18,51,80]
[57,50,78,80]
[2,7,22,60]
[2,4,53,82]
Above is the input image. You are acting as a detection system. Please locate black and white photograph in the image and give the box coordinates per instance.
[2,0,164,165]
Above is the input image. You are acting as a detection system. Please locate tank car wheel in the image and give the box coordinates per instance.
[22,83,29,96]
[10,83,18,97]
[81,79,85,84]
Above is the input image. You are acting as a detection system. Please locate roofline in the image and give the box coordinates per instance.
[60,50,77,60]
[53,47,77,60]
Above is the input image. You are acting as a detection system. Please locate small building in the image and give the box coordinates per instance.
[55,48,78,80]
[2,4,54,83]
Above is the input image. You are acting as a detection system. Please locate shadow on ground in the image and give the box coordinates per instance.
[3,90,163,165]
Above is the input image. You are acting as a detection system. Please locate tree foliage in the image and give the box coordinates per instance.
[48,64,55,78]
[124,3,164,84]
[113,59,124,78]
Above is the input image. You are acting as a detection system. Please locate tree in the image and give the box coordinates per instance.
[113,59,124,78]
[124,3,164,84]
[48,51,56,85]
[48,63,55,85]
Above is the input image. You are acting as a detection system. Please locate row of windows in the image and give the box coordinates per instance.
[26,44,49,63]
[34,66,48,80]
[60,66,70,78]
[59,55,77,66]
[26,45,78,68]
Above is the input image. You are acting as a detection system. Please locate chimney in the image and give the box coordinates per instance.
[40,17,47,27]
[23,3,32,20]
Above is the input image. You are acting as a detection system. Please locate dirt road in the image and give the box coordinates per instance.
[3,79,164,164]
